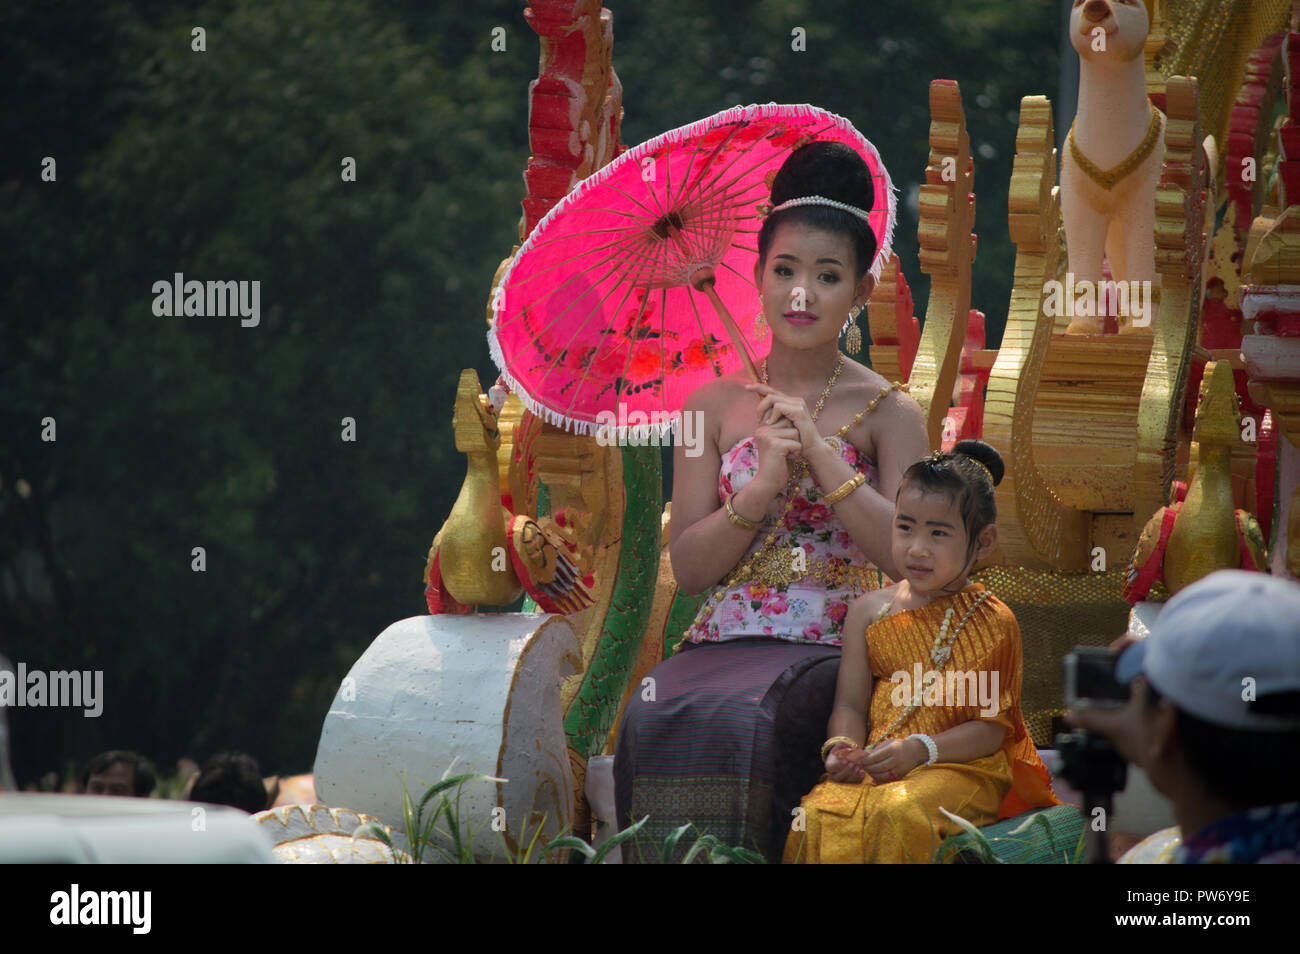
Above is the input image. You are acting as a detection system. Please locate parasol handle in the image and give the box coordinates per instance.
[689,266,760,383]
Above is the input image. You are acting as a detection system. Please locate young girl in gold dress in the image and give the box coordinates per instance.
[783,440,1058,863]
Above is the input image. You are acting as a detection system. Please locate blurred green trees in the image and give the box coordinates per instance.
[0,0,1058,787]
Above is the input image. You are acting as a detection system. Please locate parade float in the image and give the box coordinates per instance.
[288,0,1300,863]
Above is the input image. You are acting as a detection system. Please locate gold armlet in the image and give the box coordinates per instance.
[824,472,866,506]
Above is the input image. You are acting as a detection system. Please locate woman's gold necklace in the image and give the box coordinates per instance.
[760,353,843,415]
[748,352,843,558]
[679,353,910,649]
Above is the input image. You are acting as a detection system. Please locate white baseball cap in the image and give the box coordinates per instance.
[1116,569,1300,731]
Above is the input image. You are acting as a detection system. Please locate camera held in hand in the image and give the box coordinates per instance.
[1054,647,1133,863]
[1055,647,1128,796]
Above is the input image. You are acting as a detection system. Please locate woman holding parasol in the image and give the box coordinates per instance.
[613,139,930,862]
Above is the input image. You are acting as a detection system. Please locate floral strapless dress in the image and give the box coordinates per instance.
[680,435,885,647]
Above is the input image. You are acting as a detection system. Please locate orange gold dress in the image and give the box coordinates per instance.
[782,582,1058,864]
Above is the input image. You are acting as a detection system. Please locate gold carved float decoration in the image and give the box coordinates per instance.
[1135,75,1207,525]
[982,79,1204,570]
[419,0,638,835]
[1154,0,1293,176]
[982,96,1088,570]
[909,81,978,447]
[1163,361,1250,592]
[865,254,918,386]
[431,369,524,607]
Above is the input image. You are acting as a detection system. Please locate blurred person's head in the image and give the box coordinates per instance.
[188,751,269,814]
[1094,571,1300,831]
[81,750,157,797]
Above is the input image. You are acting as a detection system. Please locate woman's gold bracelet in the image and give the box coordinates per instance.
[823,472,866,506]
[820,736,860,761]
[724,493,763,531]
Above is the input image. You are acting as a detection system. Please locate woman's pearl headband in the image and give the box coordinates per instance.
[768,194,873,223]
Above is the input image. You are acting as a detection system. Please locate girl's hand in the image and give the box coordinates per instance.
[751,418,802,496]
[825,744,865,783]
[858,738,927,784]
[747,384,822,458]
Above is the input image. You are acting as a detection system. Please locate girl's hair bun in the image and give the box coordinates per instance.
[952,439,1004,488]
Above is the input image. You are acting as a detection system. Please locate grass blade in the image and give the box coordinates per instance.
[352,822,394,850]
[935,806,998,864]
[542,835,597,863]
[417,772,504,815]
[514,813,549,865]
[681,832,722,865]
[590,814,649,864]
[660,823,693,864]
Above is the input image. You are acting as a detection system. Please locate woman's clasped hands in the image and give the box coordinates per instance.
[747,383,823,456]
[742,384,806,495]
[745,382,825,494]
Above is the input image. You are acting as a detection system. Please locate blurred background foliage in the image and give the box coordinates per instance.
[0,0,1059,787]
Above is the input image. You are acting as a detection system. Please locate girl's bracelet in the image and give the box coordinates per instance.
[820,736,859,762]
[909,733,938,765]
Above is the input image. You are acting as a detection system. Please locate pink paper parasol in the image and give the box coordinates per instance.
[488,103,897,438]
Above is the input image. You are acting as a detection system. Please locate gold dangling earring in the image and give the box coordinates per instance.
[754,294,768,339]
[845,305,862,354]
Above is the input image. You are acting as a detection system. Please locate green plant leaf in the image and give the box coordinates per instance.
[681,832,723,865]
[1012,810,1057,859]
[590,814,649,864]
[352,821,394,850]
[660,823,693,864]
[712,843,765,864]
[935,806,998,864]
[1071,821,1088,864]
[542,836,597,862]
[399,774,423,863]
[511,813,549,865]
[417,772,504,815]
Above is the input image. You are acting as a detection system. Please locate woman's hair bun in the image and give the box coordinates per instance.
[759,141,878,280]
[769,141,875,214]
[952,439,1004,487]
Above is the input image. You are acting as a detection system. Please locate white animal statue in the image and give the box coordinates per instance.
[1060,0,1164,334]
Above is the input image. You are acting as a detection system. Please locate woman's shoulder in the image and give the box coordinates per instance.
[841,358,891,392]
[861,369,924,420]
[688,372,760,456]
[684,371,750,412]
[839,360,925,435]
